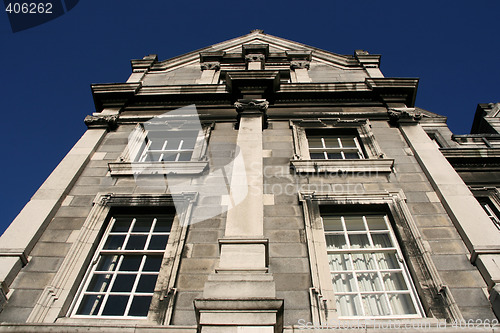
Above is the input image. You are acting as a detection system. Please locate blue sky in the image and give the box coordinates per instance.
[0,1,499,235]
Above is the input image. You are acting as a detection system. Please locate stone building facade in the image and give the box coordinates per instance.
[0,30,499,332]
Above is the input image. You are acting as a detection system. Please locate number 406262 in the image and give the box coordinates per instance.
[5,2,53,14]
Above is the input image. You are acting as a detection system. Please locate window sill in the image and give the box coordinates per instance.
[108,161,208,176]
[290,159,394,173]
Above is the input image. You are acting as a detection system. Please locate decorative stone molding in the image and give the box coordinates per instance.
[200,61,220,71]
[290,60,310,70]
[245,53,265,63]
[83,115,118,130]
[234,99,269,113]
[388,107,422,125]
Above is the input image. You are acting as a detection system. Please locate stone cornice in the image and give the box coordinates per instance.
[234,99,269,113]
[200,61,220,71]
[388,107,422,125]
[84,115,118,130]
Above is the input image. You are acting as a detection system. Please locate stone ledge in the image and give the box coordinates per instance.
[290,159,394,174]
[108,161,208,176]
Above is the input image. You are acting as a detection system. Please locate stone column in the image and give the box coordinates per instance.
[199,62,221,84]
[195,99,283,333]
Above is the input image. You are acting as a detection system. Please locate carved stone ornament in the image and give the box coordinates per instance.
[388,107,422,125]
[84,115,118,130]
[234,99,269,113]
[290,60,310,70]
[200,61,220,71]
[245,54,266,62]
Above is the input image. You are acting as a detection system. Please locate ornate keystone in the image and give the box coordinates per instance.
[290,60,310,70]
[245,54,265,62]
[200,61,220,71]
[84,115,118,130]
[388,108,422,125]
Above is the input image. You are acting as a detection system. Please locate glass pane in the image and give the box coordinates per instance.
[366,215,387,230]
[128,296,152,317]
[111,217,132,232]
[102,295,129,316]
[125,235,147,250]
[120,255,143,271]
[96,255,119,271]
[76,294,103,315]
[362,294,390,316]
[323,216,343,231]
[136,275,158,293]
[181,137,197,150]
[111,274,137,292]
[165,138,181,150]
[307,137,324,148]
[332,273,356,292]
[352,253,376,270]
[161,153,177,162]
[143,256,163,272]
[154,217,172,232]
[336,294,362,316]
[87,274,112,292]
[344,152,360,159]
[177,152,192,161]
[389,293,417,315]
[344,216,365,231]
[310,152,325,159]
[328,253,351,271]
[374,252,399,269]
[357,273,383,291]
[149,139,166,150]
[340,137,356,148]
[148,235,169,250]
[371,233,392,248]
[103,235,126,250]
[383,272,408,291]
[323,137,340,148]
[327,153,343,159]
[325,235,347,250]
[132,217,153,232]
[348,234,370,249]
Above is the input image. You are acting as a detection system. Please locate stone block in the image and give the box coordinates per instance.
[413,215,452,227]
[175,291,201,310]
[427,240,468,254]
[54,206,92,218]
[179,259,215,274]
[29,242,71,257]
[273,273,311,291]
[404,191,431,203]
[431,255,474,271]
[176,274,208,291]
[264,205,302,217]
[269,243,307,258]
[95,144,126,153]
[191,244,219,258]
[440,270,487,288]
[46,217,86,230]
[186,230,220,244]
[266,230,302,243]
[68,195,94,207]
[10,272,55,289]
[170,309,197,325]
[276,291,310,310]
[407,202,447,215]
[421,227,461,240]
[38,229,72,243]
[0,306,34,323]
[283,309,311,327]
[449,288,490,307]
[459,306,496,321]
[269,257,310,274]
[79,167,109,177]
[23,257,64,273]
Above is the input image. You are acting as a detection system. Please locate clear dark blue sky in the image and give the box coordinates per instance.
[0,1,499,235]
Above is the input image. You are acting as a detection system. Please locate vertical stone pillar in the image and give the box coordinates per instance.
[195,99,283,333]
[199,62,221,84]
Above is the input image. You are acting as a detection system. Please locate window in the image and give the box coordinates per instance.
[72,213,173,318]
[470,188,500,231]
[479,199,500,230]
[138,131,198,162]
[307,130,364,160]
[323,211,420,318]
[300,191,460,325]
[290,119,393,173]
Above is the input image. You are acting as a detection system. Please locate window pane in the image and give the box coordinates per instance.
[102,295,129,316]
[344,216,365,231]
[111,274,137,292]
[136,275,158,293]
[178,152,192,161]
[111,217,133,232]
[104,235,126,250]
[352,253,376,270]
[362,294,390,316]
[125,235,148,250]
[87,274,112,292]
[76,294,103,315]
[149,139,166,150]
[336,295,362,316]
[132,217,153,232]
[357,273,383,291]
[365,216,387,230]
[129,296,152,317]
[344,152,360,159]
[154,217,172,232]
[323,216,343,231]
[96,255,119,271]
[383,272,408,291]
[120,255,142,271]
[181,137,197,150]
[348,234,370,249]
[325,235,347,249]
[332,273,356,292]
[165,138,181,150]
[162,153,177,162]
[323,137,340,148]
[389,294,417,315]
[148,235,169,250]
[143,256,163,272]
[371,233,392,248]
[307,137,324,148]
[374,252,399,269]
[329,253,351,271]
[327,153,343,159]
[340,137,356,148]
[310,152,325,159]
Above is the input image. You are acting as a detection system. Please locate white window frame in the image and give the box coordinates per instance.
[108,122,213,176]
[471,187,500,231]
[307,133,365,160]
[299,190,462,325]
[27,192,197,325]
[71,213,173,319]
[290,119,394,173]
